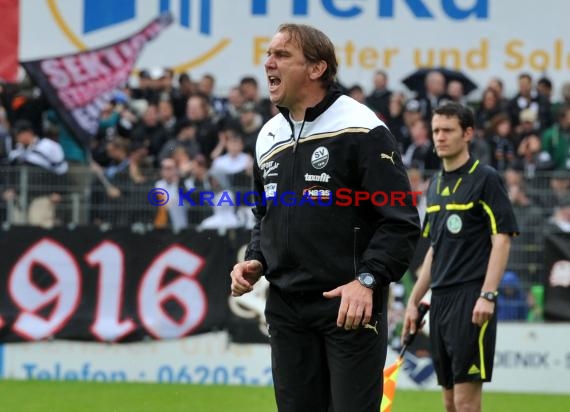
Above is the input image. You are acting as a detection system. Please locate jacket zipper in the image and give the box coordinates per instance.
[353,226,360,278]
[286,119,306,255]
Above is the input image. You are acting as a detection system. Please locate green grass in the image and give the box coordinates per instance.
[0,380,568,412]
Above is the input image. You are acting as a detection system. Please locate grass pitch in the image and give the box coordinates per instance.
[0,380,568,411]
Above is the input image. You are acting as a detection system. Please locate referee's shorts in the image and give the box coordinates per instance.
[265,284,389,412]
[429,280,497,389]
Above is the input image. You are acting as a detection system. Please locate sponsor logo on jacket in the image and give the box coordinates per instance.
[261,161,279,179]
[302,185,331,200]
[304,173,331,183]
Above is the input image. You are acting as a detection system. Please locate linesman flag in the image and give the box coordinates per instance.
[381,302,430,412]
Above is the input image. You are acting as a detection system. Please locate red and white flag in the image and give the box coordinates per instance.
[0,0,20,82]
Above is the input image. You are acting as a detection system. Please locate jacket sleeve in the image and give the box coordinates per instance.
[244,157,268,271]
[357,125,421,285]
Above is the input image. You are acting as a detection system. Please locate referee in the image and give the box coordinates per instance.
[403,103,519,412]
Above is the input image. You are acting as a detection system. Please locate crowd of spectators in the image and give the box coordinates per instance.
[1,67,569,322]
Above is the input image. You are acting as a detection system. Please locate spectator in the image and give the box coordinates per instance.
[239,76,273,122]
[237,101,263,155]
[407,168,427,225]
[545,195,570,232]
[508,72,552,132]
[384,92,407,152]
[186,93,219,160]
[365,70,392,119]
[156,67,177,103]
[347,84,366,104]
[210,126,253,176]
[515,109,543,177]
[531,171,570,215]
[153,157,192,231]
[558,81,570,111]
[7,119,68,227]
[92,99,131,166]
[8,119,68,175]
[198,73,228,119]
[130,69,158,102]
[401,118,439,170]
[45,109,88,165]
[398,98,424,153]
[504,168,543,282]
[130,103,169,164]
[540,105,570,170]
[197,171,241,231]
[497,271,528,321]
[157,99,178,136]
[487,113,516,171]
[158,118,201,162]
[537,77,553,103]
[447,80,467,105]
[90,137,134,227]
[487,76,510,111]
[475,87,504,132]
[172,72,195,119]
[415,69,451,123]
[221,86,246,124]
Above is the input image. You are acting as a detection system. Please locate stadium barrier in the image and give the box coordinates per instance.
[1,324,569,394]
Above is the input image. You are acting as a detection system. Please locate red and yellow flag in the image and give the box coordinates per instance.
[381,357,404,412]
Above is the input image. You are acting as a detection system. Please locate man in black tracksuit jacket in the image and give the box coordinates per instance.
[230,23,420,412]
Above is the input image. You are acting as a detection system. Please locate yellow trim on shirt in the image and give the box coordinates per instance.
[445,202,474,211]
[426,205,441,213]
[479,200,497,234]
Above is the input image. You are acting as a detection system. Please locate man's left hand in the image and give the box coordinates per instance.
[472,298,495,326]
[323,280,373,330]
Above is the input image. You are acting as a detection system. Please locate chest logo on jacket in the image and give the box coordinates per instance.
[380,151,396,165]
[311,146,329,169]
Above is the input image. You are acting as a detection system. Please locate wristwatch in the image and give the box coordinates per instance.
[480,291,498,302]
[357,273,377,290]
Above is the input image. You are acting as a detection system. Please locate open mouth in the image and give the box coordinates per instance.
[268,76,281,89]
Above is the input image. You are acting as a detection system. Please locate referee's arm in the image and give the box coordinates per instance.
[403,246,434,338]
[472,233,511,326]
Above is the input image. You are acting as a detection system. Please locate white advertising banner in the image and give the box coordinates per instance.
[18,0,570,98]
[1,324,569,394]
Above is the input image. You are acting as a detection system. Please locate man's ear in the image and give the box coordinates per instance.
[309,60,327,81]
[463,127,474,143]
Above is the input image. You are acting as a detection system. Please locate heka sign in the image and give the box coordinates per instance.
[251,0,489,20]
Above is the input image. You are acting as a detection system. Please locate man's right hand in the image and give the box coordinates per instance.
[230,260,263,297]
[402,303,419,345]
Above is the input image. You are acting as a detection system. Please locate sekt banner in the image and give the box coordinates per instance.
[19,13,172,148]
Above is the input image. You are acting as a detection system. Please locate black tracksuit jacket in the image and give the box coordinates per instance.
[245,87,420,293]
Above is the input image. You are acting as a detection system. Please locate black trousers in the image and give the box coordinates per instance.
[265,285,389,412]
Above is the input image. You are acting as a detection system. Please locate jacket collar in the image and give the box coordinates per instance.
[277,85,343,123]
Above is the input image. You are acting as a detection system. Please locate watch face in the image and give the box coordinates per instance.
[359,273,375,287]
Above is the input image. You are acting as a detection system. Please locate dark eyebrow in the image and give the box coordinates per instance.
[267,47,290,56]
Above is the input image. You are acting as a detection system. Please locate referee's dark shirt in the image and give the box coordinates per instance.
[423,157,519,289]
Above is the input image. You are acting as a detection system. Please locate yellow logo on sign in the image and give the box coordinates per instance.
[46,0,230,73]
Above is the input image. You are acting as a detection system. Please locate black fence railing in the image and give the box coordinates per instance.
[1,165,569,315]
